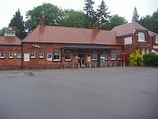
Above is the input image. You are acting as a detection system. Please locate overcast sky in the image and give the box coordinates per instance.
[0,0,157,29]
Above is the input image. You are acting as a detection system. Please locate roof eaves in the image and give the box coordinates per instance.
[22,42,123,47]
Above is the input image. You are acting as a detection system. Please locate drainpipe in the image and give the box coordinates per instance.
[61,48,64,69]
[21,42,24,69]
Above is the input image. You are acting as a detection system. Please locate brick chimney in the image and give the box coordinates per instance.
[40,15,46,27]
[93,21,100,31]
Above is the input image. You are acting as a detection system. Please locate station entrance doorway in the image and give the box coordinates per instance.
[78,51,85,67]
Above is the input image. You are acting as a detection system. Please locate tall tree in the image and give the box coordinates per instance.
[151,9,158,33]
[139,9,158,33]
[25,3,64,33]
[97,0,110,24]
[9,9,26,39]
[59,9,87,28]
[83,0,97,28]
[139,15,153,31]
[132,7,139,22]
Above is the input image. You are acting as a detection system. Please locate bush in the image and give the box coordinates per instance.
[129,49,143,66]
[143,53,158,66]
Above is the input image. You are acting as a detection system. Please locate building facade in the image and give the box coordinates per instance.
[0,21,158,69]
[0,28,21,69]
[22,25,123,69]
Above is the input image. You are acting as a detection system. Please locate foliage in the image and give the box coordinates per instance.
[143,53,158,66]
[0,27,8,36]
[139,15,153,31]
[25,3,64,32]
[83,0,97,28]
[101,14,127,30]
[139,9,158,34]
[151,9,158,33]
[132,6,139,22]
[9,9,27,39]
[59,10,87,28]
[96,0,110,24]
[129,49,143,66]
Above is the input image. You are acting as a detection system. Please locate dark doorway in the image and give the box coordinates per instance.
[78,51,85,67]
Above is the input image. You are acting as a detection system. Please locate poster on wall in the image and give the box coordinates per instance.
[47,53,52,61]
[24,53,30,62]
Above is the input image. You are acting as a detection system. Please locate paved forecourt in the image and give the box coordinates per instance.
[0,67,158,119]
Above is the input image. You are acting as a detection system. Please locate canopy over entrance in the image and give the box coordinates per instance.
[61,46,117,50]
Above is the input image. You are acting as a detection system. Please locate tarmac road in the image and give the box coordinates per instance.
[0,67,158,119]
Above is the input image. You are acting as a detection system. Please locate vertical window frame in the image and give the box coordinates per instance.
[30,50,35,59]
[155,36,158,44]
[92,51,97,61]
[53,51,60,62]
[9,51,14,59]
[111,51,116,60]
[39,50,44,58]
[138,32,145,42]
[117,52,121,60]
[17,51,21,59]
[0,51,5,59]
[65,50,71,61]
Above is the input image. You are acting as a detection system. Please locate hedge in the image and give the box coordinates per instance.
[143,53,158,66]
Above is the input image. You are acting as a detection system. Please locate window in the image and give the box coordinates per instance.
[138,32,145,42]
[92,51,97,60]
[53,51,60,61]
[30,50,35,58]
[155,36,158,44]
[142,49,145,55]
[47,53,52,61]
[0,52,5,58]
[117,52,121,60]
[124,37,132,45]
[102,51,107,60]
[17,51,21,58]
[146,49,149,54]
[111,52,115,60]
[39,50,44,58]
[4,32,15,37]
[65,50,71,61]
[9,52,13,58]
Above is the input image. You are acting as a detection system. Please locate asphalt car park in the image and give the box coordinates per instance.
[0,67,158,119]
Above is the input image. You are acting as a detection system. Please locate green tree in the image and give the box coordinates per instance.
[101,14,127,30]
[139,9,158,34]
[9,9,27,39]
[59,9,87,28]
[139,15,153,31]
[25,3,64,32]
[96,0,110,24]
[83,0,97,28]
[151,9,158,33]
[129,49,143,66]
[132,6,139,22]
[0,27,8,36]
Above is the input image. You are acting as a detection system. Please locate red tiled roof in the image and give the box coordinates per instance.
[0,36,21,45]
[111,21,148,37]
[23,25,121,45]
[148,30,158,36]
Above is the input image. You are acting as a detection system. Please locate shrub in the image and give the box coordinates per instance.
[129,49,143,66]
[143,53,158,66]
